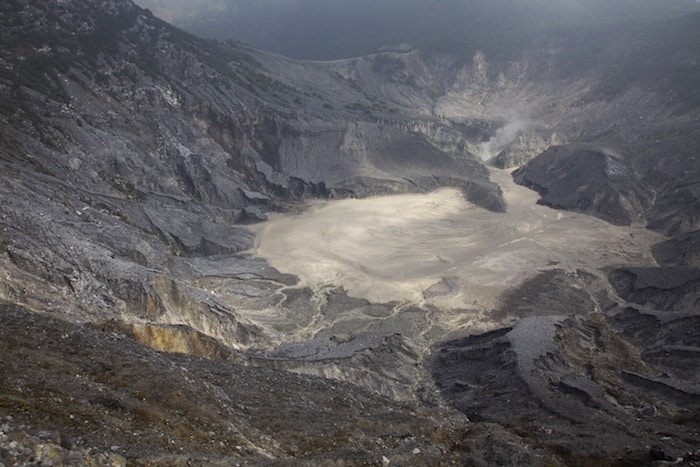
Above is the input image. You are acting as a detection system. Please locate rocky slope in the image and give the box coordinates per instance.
[0,0,498,335]
[1,0,700,465]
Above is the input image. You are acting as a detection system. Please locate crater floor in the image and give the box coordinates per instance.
[250,168,663,347]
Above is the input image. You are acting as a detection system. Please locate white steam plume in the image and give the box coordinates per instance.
[476,118,528,162]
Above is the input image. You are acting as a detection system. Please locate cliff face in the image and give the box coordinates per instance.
[1,0,700,465]
[0,0,497,327]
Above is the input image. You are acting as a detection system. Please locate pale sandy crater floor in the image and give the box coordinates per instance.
[248,168,663,349]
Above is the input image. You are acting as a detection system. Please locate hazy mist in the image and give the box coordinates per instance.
[135,0,700,59]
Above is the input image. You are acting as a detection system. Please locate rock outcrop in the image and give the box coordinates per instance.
[429,313,700,464]
[512,144,653,225]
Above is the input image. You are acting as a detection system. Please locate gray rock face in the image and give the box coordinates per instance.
[492,132,565,169]
[428,314,700,463]
[653,231,700,268]
[608,266,700,314]
[1,0,700,465]
[512,125,700,236]
[604,264,700,428]
[512,144,653,225]
[0,0,499,329]
[0,301,481,465]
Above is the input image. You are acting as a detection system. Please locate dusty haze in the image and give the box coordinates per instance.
[135,0,700,59]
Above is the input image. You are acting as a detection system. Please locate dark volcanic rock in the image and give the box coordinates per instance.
[606,305,700,383]
[428,314,700,464]
[606,266,700,387]
[492,132,565,169]
[512,144,653,225]
[0,301,473,465]
[493,269,597,320]
[1,0,700,465]
[648,185,700,236]
[0,0,503,332]
[608,266,700,312]
[653,230,700,268]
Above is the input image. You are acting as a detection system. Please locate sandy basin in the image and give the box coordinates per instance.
[251,168,662,317]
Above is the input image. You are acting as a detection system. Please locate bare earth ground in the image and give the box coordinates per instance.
[251,168,663,348]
